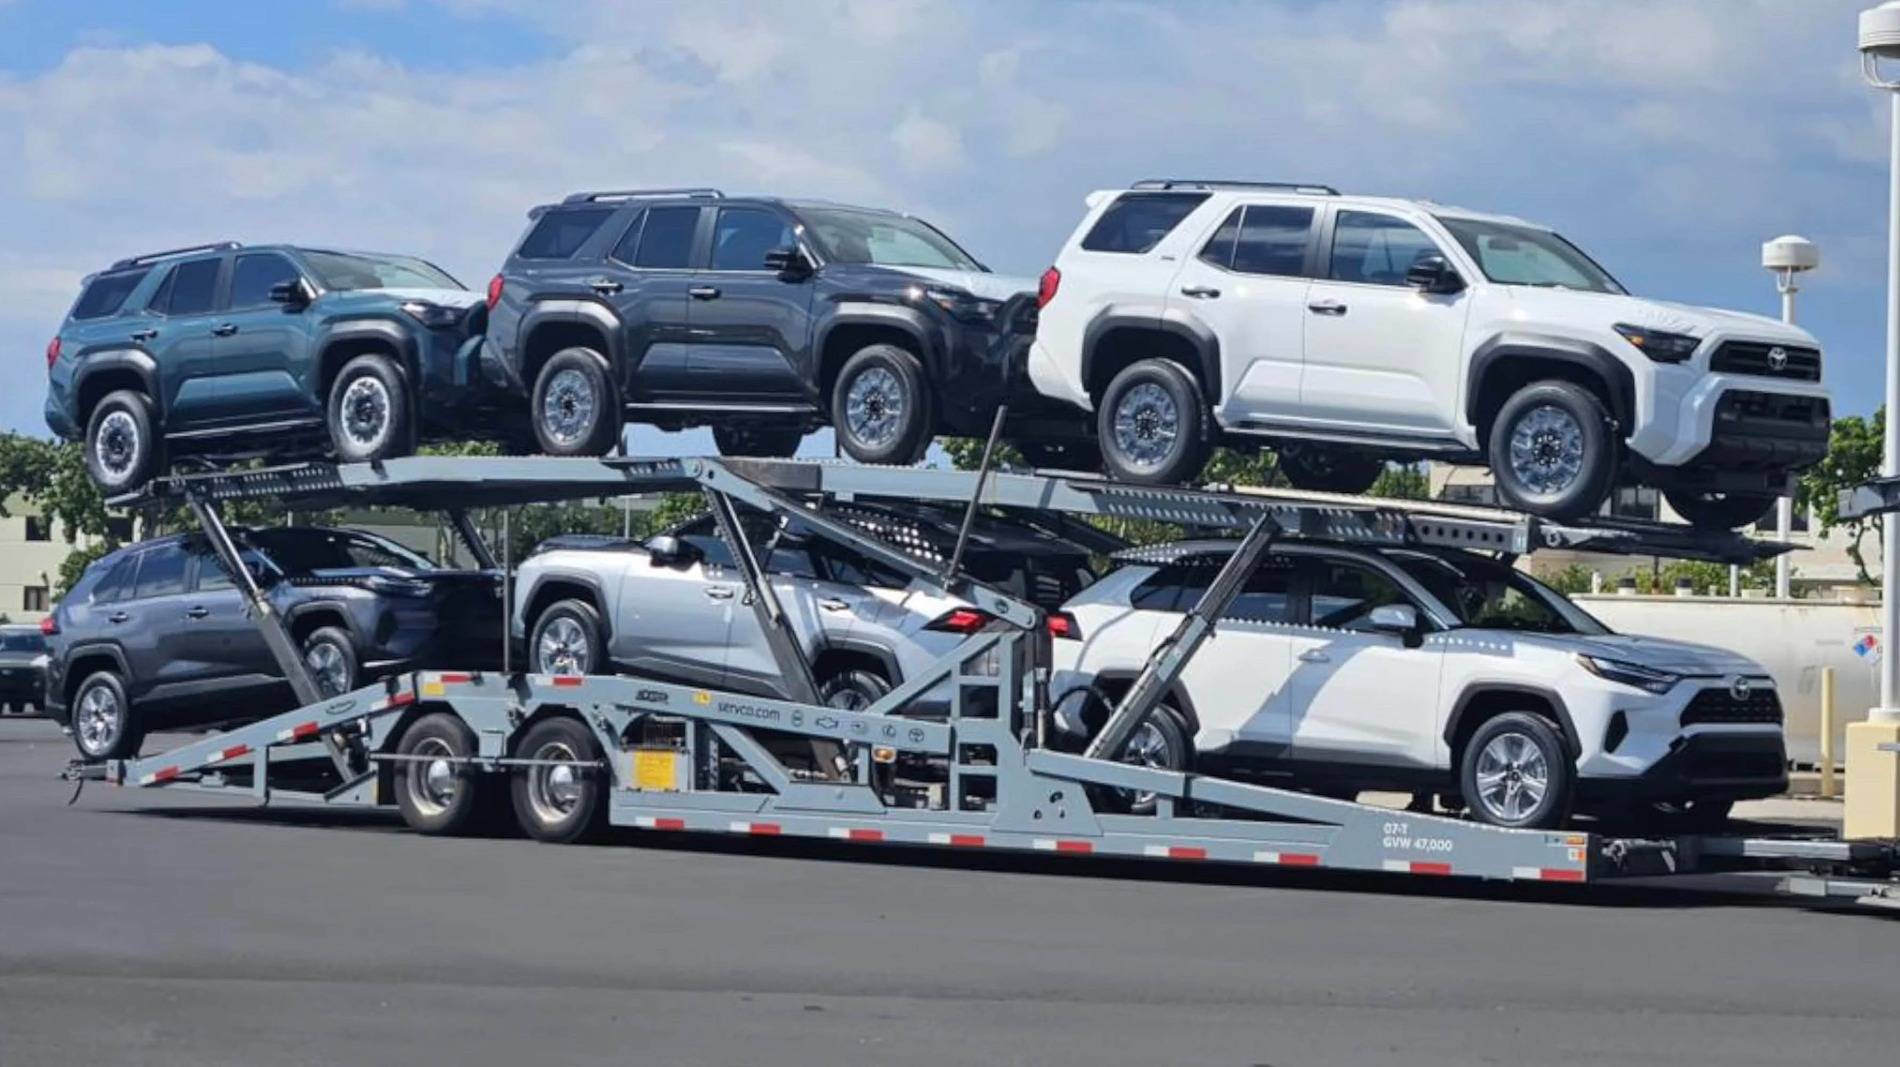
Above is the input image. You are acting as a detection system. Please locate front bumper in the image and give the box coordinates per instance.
[1630,363,1830,474]
[0,666,46,705]
[1578,733,1788,807]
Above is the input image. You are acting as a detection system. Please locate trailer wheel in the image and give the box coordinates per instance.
[393,712,487,835]
[1459,712,1574,829]
[510,716,607,844]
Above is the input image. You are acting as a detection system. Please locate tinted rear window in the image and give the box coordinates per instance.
[1080,193,1210,254]
[634,206,700,269]
[0,631,44,652]
[132,546,189,599]
[162,259,222,316]
[70,269,150,321]
[516,207,615,260]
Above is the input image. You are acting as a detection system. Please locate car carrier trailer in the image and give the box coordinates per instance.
[59,453,1900,914]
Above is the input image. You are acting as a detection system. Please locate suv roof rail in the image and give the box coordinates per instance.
[109,241,242,271]
[561,187,725,204]
[1132,179,1339,195]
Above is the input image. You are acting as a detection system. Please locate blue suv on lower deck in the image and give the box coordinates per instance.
[45,242,505,493]
[480,188,1040,465]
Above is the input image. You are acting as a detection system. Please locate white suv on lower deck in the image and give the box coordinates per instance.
[1048,540,1788,829]
[1023,180,1831,528]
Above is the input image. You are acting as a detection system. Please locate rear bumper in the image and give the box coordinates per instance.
[1578,733,1788,807]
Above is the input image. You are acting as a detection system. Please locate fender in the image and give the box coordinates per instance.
[520,298,624,368]
[516,569,613,640]
[1060,667,1203,738]
[316,318,423,385]
[1081,307,1222,401]
[817,302,939,379]
[1465,333,1636,433]
[284,600,366,646]
[1443,683,1583,760]
[54,641,132,709]
[809,635,903,687]
[73,349,162,420]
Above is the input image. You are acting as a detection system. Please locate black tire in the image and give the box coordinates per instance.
[83,389,160,493]
[510,716,608,844]
[831,344,934,466]
[326,354,414,463]
[1097,359,1211,486]
[533,347,621,456]
[69,670,140,761]
[529,599,605,676]
[1487,380,1616,521]
[713,424,805,459]
[1016,439,1103,473]
[819,667,891,711]
[1458,712,1574,830]
[1279,448,1384,495]
[300,626,359,698]
[1111,704,1193,816]
[1647,797,1736,832]
[393,711,488,835]
[1664,490,1777,531]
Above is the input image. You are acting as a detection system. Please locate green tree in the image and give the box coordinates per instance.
[1368,462,1430,500]
[1532,563,1597,595]
[1797,410,1883,584]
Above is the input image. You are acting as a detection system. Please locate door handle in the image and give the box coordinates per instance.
[1179,286,1221,299]
[130,328,158,343]
[108,611,129,624]
[588,278,623,295]
[1307,301,1348,316]
[1297,648,1331,664]
[688,286,722,300]
[704,586,736,601]
[212,323,238,336]
[819,597,850,612]
[184,606,210,620]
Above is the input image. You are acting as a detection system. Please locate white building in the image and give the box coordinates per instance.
[0,497,130,624]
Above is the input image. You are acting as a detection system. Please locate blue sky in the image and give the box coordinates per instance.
[0,0,1893,453]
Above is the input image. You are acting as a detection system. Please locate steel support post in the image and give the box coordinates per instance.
[445,507,499,570]
[185,493,324,707]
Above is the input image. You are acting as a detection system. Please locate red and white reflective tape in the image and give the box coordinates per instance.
[373,691,416,712]
[275,721,321,743]
[1383,859,1453,876]
[728,820,781,836]
[926,832,987,848]
[434,672,475,686]
[1143,844,1208,861]
[550,675,584,689]
[1032,838,1094,854]
[828,827,885,843]
[1252,849,1322,867]
[1512,865,1586,883]
[632,815,686,831]
[210,743,251,763]
[138,765,182,786]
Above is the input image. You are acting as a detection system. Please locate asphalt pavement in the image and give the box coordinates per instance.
[2,717,1896,1066]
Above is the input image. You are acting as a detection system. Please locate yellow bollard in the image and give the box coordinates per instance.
[1820,667,1837,799]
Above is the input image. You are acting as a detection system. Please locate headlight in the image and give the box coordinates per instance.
[1576,654,1682,694]
[917,286,1002,326]
[1613,323,1700,363]
[400,301,464,329]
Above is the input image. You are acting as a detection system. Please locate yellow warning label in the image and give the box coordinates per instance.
[633,749,680,792]
[693,690,712,706]
[420,681,446,698]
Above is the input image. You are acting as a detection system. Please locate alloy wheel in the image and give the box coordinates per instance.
[844,366,904,449]
[304,641,350,697]
[341,376,392,450]
[75,684,123,757]
[1472,731,1550,823]
[93,411,139,482]
[1506,403,1585,497]
[537,616,590,675]
[541,368,598,448]
[1111,383,1180,471]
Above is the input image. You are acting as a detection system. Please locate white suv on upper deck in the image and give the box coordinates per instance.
[1023,180,1832,528]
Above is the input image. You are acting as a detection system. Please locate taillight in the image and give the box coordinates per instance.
[38,614,57,636]
[486,274,505,311]
[926,607,994,633]
[1036,266,1060,309]
[44,337,61,373]
[1045,611,1081,640]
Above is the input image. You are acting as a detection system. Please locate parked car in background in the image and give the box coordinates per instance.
[481,188,1037,465]
[1025,180,1831,527]
[513,501,1101,712]
[1050,539,1787,828]
[0,624,49,713]
[46,526,503,759]
[45,242,496,494]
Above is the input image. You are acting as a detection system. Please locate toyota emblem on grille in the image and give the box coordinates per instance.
[1766,346,1789,372]
[1729,676,1753,702]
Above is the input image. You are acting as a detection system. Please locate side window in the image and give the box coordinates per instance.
[1080,193,1210,254]
[1226,560,1295,623]
[90,555,138,604]
[1233,205,1315,277]
[162,258,222,316]
[1197,209,1242,269]
[679,534,734,568]
[228,253,302,309]
[131,545,189,599]
[634,206,701,269]
[71,269,150,320]
[709,207,794,271]
[815,541,909,589]
[516,207,615,260]
[764,538,820,580]
[609,211,647,263]
[1328,211,1442,287]
[1130,561,1214,612]
[1304,558,1411,632]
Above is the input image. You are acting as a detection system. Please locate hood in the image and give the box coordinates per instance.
[888,266,1038,304]
[324,287,481,309]
[1501,287,1818,347]
[1560,633,1769,678]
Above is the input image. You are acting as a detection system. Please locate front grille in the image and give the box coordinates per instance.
[1682,685,1783,726]
[1681,747,1786,782]
[1710,341,1822,382]
[1715,390,1829,428]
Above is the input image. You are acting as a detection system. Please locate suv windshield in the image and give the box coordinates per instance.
[1392,552,1608,635]
[1435,217,1624,295]
[301,251,463,292]
[246,529,434,575]
[799,208,982,272]
[0,631,45,653]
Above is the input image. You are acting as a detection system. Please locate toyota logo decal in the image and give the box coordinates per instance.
[1729,676,1753,702]
[1766,346,1789,372]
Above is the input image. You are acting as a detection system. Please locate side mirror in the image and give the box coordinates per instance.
[1405,255,1463,295]
[1368,603,1423,647]
[643,534,699,567]
[269,279,312,308]
[763,246,811,278]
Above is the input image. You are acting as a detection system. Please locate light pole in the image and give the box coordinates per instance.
[1762,235,1818,599]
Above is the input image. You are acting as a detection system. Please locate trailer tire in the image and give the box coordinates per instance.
[393,712,488,835]
[511,716,607,844]
[529,599,604,676]
[1458,711,1574,829]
